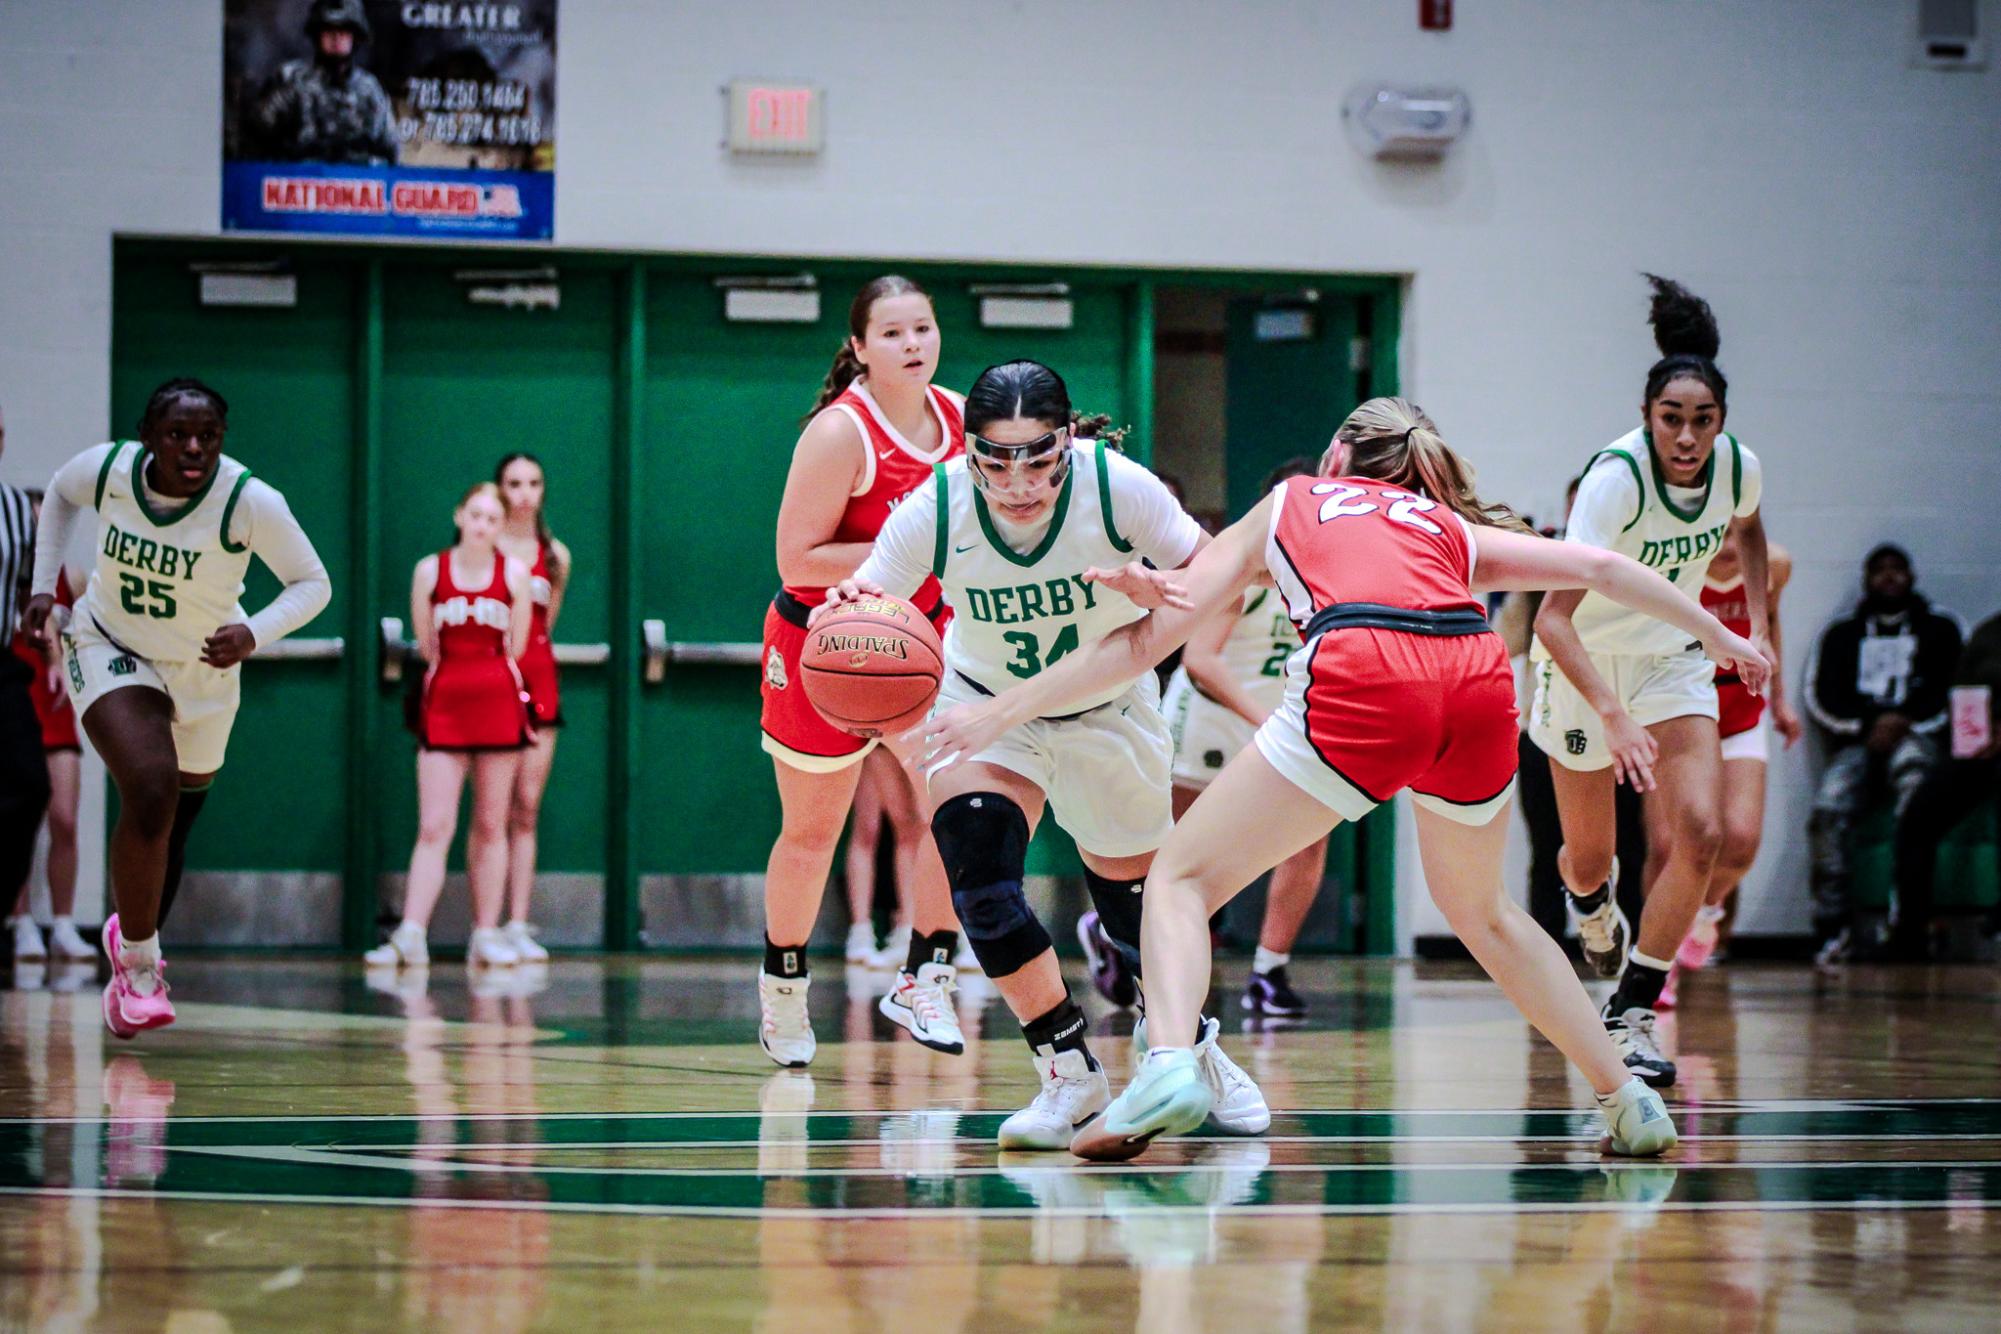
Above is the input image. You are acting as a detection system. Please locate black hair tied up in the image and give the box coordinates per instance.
[139,377,229,435]
[963,359,1129,449]
[1641,273,1727,413]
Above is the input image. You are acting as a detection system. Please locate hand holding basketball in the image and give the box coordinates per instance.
[807,576,887,628]
[800,592,944,738]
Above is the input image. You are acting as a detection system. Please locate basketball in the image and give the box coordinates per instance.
[800,595,945,737]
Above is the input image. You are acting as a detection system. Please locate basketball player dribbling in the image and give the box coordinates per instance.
[820,358,1271,1149]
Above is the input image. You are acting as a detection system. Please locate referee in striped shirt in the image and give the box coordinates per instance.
[1,403,54,926]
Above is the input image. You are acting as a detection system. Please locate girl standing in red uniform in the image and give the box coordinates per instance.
[1660,531,1800,1000]
[369,483,533,970]
[925,398,1770,1159]
[756,275,965,1067]
[495,452,570,964]
[8,566,90,963]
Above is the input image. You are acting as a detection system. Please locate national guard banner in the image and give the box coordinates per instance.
[223,0,556,239]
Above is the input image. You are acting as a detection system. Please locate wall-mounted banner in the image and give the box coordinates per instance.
[223,0,556,239]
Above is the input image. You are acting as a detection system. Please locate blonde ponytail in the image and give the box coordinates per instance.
[1331,397,1532,534]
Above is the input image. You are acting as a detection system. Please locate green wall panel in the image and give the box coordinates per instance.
[108,240,1400,948]
[374,264,617,875]
[109,254,354,873]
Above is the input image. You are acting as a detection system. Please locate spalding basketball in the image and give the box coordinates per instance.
[800,595,946,737]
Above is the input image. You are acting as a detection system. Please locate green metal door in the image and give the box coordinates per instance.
[372,262,618,948]
[1221,288,1398,953]
[625,264,1139,948]
[109,250,355,946]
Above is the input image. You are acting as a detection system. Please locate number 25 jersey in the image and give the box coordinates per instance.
[74,441,261,662]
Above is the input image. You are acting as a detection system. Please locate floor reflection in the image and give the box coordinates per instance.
[0,957,1996,1330]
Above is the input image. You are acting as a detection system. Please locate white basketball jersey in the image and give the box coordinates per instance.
[932,444,1165,712]
[1543,428,1760,657]
[1216,587,1297,713]
[75,441,258,662]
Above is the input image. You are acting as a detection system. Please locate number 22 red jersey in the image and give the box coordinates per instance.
[1264,475,1481,628]
[1252,475,1517,822]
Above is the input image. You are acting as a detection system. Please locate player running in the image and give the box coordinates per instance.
[923,397,1769,1160]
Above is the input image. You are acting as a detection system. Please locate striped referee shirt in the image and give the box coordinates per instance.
[0,481,32,637]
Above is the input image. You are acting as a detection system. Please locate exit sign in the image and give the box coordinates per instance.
[727,81,824,155]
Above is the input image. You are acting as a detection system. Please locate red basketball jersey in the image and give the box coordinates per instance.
[1703,570,1765,736]
[1700,572,1751,641]
[782,380,964,610]
[1265,475,1481,628]
[433,550,513,660]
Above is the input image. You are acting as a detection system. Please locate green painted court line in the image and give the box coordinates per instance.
[6,1097,1992,1128]
[7,1100,1997,1149]
[165,1146,2001,1181]
[3,1182,1999,1221]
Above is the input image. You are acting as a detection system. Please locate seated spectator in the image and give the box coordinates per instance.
[1805,544,1962,961]
[1892,609,2001,958]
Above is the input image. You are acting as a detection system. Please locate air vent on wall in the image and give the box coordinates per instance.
[970,283,1073,330]
[715,273,820,323]
[190,260,297,308]
[1917,0,1984,68]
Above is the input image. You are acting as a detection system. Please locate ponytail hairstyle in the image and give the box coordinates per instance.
[806,274,933,419]
[138,376,229,435]
[1641,273,1727,416]
[962,359,1130,449]
[1328,397,1532,534]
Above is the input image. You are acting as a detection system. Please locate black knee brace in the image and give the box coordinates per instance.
[1083,866,1145,975]
[932,793,1051,978]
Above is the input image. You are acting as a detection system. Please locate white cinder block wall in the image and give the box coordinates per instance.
[2,0,1996,944]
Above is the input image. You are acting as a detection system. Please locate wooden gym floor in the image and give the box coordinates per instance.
[2,954,1998,1330]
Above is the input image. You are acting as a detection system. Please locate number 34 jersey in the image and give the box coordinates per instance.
[51,441,329,663]
[859,441,1203,713]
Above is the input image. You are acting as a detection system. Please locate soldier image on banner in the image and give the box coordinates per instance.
[245,0,398,165]
[223,0,557,239]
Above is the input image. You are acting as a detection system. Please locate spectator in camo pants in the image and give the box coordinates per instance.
[1804,545,1962,961]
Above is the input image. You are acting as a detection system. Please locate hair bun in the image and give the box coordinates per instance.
[1643,273,1720,361]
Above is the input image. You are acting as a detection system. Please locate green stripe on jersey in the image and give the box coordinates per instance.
[1644,429,1715,524]
[973,452,1075,568]
[1093,442,1134,554]
[94,442,126,510]
[220,471,254,554]
[1589,448,1648,533]
[931,463,950,578]
[131,445,221,527]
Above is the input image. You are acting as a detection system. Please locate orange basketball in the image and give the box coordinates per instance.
[800,595,946,737]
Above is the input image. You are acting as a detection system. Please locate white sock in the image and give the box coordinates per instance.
[1697,904,1726,924]
[1252,946,1290,975]
[52,915,74,928]
[119,933,162,994]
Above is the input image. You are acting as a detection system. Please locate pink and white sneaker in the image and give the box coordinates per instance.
[101,914,176,1040]
[1676,907,1724,972]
